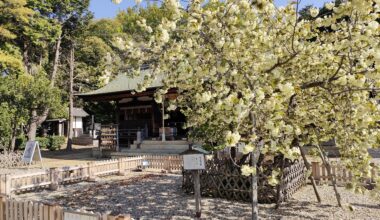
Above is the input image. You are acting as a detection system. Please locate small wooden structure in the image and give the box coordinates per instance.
[78,70,187,151]
[182,158,306,203]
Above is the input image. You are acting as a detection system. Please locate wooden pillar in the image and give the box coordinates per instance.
[115,100,120,151]
[161,98,166,142]
[5,175,11,196]
[151,103,155,138]
[118,158,126,176]
[87,162,97,182]
[193,170,201,218]
[58,122,62,136]
[49,168,59,190]
[0,194,5,220]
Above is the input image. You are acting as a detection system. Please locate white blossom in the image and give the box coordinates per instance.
[241,165,256,176]
[325,2,334,10]
[112,0,122,4]
[309,7,319,18]
[225,131,241,146]
[368,21,379,31]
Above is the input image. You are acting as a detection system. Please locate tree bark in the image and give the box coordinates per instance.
[23,42,31,74]
[50,33,62,87]
[317,145,342,207]
[251,151,258,220]
[9,115,18,151]
[27,109,38,141]
[249,111,260,220]
[275,156,285,209]
[299,146,322,203]
[66,46,75,151]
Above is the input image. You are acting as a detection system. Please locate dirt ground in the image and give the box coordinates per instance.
[0,145,97,175]
[13,173,380,220]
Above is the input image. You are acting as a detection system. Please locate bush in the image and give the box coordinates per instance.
[35,137,50,149]
[15,135,27,150]
[49,136,65,151]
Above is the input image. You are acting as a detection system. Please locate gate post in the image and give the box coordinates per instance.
[0,194,5,220]
[118,158,126,176]
[50,168,59,190]
[5,175,11,195]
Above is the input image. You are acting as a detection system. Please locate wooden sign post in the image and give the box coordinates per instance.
[181,147,208,219]
[22,141,43,168]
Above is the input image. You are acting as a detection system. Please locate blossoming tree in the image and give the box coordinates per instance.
[115,0,380,218]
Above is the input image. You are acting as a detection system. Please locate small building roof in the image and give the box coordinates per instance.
[180,145,210,155]
[78,70,163,97]
[72,108,89,117]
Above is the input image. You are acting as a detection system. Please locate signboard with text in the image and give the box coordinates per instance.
[183,154,205,170]
[22,141,42,165]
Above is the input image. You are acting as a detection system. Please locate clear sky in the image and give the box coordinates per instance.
[90,0,330,19]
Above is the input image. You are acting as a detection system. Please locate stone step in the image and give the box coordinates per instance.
[72,137,93,146]
[118,149,184,155]
[133,140,189,146]
[130,144,188,150]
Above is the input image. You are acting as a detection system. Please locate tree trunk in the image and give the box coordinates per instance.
[299,146,322,203]
[66,46,75,151]
[50,33,62,87]
[23,42,31,74]
[9,115,18,151]
[317,145,342,207]
[27,109,38,141]
[249,111,259,220]
[251,152,258,220]
[275,156,285,209]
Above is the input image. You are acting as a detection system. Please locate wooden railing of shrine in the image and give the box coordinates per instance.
[0,194,130,220]
[0,157,144,195]
[0,155,182,196]
[311,162,377,186]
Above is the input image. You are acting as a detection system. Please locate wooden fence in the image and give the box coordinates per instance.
[0,194,130,220]
[0,157,145,195]
[143,155,182,171]
[183,159,306,204]
[311,162,377,185]
[0,155,183,196]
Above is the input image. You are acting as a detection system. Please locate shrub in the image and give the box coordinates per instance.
[49,136,65,151]
[35,137,50,149]
[15,135,27,150]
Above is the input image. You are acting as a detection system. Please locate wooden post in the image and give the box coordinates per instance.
[0,175,4,195]
[5,175,11,196]
[50,168,59,190]
[312,162,321,184]
[0,194,4,220]
[87,162,97,182]
[118,158,126,176]
[193,170,201,218]
[116,214,131,220]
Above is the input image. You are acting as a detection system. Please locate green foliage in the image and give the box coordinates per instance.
[116,4,170,41]
[15,135,27,150]
[0,0,34,74]
[35,137,49,149]
[0,103,13,148]
[48,135,65,151]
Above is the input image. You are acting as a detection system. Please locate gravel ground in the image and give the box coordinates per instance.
[12,173,380,220]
